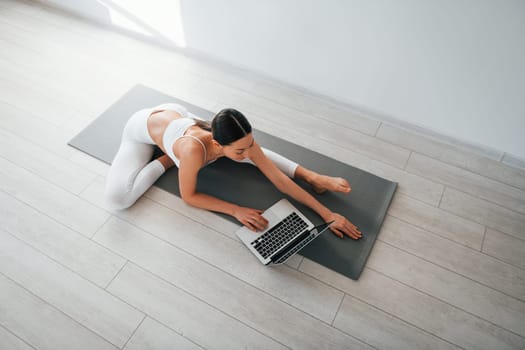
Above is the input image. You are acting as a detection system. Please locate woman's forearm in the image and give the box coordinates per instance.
[183,192,239,217]
[276,177,332,221]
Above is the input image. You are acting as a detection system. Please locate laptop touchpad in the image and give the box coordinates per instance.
[262,211,280,227]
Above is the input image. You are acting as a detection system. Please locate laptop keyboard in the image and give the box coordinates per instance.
[251,212,309,259]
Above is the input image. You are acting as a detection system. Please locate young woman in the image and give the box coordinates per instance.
[104,103,361,239]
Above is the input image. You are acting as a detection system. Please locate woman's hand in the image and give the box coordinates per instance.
[233,206,269,232]
[326,212,362,239]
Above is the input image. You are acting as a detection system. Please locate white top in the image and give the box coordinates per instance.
[153,103,207,167]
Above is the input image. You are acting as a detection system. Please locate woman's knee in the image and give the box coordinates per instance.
[104,186,135,210]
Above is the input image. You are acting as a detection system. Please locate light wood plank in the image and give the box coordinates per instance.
[0,11,127,69]
[67,153,110,178]
[407,152,525,214]
[136,75,218,116]
[387,193,485,249]
[110,263,286,350]
[379,121,525,190]
[0,48,123,120]
[0,59,78,126]
[334,295,459,350]
[0,38,55,75]
[483,228,525,270]
[144,186,240,240]
[186,58,257,92]
[0,2,188,72]
[0,326,35,350]
[0,41,95,114]
[367,241,525,337]
[379,215,525,301]
[0,157,110,237]
[0,21,143,115]
[94,216,372,349]
[300,260,525,350]
[124,317,203,350]
[439,147,525,191]
[0,128,97,194]
[0,0,44,15]
[0,101,75,159]
[0,7,203,106]
[0,191,124,288]
[0,230,144,348]
[251,80,319,114]
[377,123,502,160]
[440,188,525,241]
[0,274,118,350]
[251,80,381,136]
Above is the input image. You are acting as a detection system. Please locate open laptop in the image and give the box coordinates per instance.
[235,199,332,265]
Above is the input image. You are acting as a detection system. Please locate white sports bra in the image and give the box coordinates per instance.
[152,103,207,167]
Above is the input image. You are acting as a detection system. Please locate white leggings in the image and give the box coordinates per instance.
[104,108,298,210]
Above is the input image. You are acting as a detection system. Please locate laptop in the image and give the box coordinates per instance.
[235,199,332,265]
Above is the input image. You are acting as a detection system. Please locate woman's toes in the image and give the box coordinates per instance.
[310,175,351,194]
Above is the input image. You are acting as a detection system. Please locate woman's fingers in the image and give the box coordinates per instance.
[344,221,361,239]
[329,213,362,240]
[243,219,258,232]
[243,208,362,240]
[243,209,268,232]
[344,223,361,239]
[331,227,344,239]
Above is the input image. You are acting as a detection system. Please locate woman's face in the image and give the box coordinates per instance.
[222,133,255,161]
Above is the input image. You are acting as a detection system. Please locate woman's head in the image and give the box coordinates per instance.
[211,108,254,160]
[211,108,252,146]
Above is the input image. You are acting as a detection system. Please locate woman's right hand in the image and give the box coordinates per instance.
[233,206,269,232]
[325,212,362,239]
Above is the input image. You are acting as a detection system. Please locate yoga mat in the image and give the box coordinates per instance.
[69,84,397,280]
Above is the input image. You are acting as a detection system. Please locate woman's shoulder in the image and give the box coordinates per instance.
[176,136,206,159]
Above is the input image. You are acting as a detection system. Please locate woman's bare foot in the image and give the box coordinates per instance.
[310,175,351,194]
[294,166,351,194]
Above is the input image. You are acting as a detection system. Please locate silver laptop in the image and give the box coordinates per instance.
[236,199,332,265]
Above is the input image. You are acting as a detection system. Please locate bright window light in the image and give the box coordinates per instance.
[99,0,186,47]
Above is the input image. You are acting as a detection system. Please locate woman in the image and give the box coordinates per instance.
[104,103,361,239]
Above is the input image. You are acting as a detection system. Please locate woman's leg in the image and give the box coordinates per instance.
[104,141,166,209]
[241,147,351,194]
[293,166,351,194]
[104,110,169,210]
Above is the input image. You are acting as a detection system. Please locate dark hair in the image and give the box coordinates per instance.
[211,108,252,145]
[194,119,211,132]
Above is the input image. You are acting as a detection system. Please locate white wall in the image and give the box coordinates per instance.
[39,0,525,159]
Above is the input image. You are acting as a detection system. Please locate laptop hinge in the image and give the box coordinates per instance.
[270,229,311,263]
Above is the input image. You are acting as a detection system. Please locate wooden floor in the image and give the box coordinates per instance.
[1,1,524,349]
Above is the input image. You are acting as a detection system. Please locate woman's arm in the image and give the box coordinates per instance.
[249,142,361,239]
[177,142,269,232]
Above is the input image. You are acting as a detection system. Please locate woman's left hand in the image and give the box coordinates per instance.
[326,212,362,239]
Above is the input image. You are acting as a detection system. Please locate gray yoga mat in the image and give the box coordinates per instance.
[69,84,397,280]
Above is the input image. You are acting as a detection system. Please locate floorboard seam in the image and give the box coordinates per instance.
[0,323,39,350]
[0,270,124,349]
[368,268,525,341]
[97,217,370,348]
